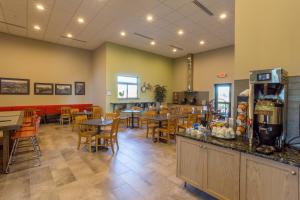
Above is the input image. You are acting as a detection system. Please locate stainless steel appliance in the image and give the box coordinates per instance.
[248,68,288,151]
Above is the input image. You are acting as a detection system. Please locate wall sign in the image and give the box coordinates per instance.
[216,72,227,78]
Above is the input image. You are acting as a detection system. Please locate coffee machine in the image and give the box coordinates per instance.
[248,68,288,153]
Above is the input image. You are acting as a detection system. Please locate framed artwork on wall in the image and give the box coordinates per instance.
[0,78,30,95]
[55,84,72,95]
[34,83,54,95]
[75,82,85,95]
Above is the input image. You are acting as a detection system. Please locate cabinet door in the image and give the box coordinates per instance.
[240,153,298,200]
[204,144,240,200]
[176,137,207,189]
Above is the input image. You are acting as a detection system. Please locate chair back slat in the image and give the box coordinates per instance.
[24,109,35,118]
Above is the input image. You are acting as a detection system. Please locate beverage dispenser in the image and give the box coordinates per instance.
[248,68,288,153]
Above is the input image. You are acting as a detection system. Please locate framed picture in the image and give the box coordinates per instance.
[55,84,72,95]
[34,83,54,95]
[0,78,30,95]
[75,82,85,95]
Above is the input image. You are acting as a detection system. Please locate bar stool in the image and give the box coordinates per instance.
[6,117,41,173]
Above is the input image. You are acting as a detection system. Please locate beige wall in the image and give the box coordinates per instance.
[235,0,300,79]
[91,44,106,110]
[173,46,234,100]
[0,33,92,106]
[105,43,174,111]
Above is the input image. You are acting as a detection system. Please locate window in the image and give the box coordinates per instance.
[214,83,232,117]
[117,75,138,99]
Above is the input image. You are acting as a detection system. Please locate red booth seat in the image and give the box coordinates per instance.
[0,104,93,116]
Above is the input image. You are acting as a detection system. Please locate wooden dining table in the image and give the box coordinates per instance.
[121,109,141,128]
[81,119,112,133]
[81,119,112,151]
[0,111,24,173]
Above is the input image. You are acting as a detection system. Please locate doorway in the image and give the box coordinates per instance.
[214,83,232,118]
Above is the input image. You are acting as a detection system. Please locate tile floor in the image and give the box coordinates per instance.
[0,124,215,200]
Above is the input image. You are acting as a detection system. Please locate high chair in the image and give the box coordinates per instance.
[6,116,41,173]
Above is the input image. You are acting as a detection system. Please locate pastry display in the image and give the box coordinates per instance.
[236,101,248,136]
[211,127,235,139]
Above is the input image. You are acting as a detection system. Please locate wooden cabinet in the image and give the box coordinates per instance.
[177,136,300,200]
[240,153,298,200]
[177,136,240,200]
[204,144,240,200]
[176,136,206,189]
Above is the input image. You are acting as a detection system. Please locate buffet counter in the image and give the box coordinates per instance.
[176,133,300,200]
[177,132,300,167]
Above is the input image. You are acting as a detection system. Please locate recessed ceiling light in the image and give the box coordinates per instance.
[219,13,227,20]
[120,31,126,36]
[66,33,73,38]
[200,40,205,45]
[77,17,85,24]
[36,4,45,11]
[150,41,156,46]
[172,48,177,52]
[178,29,184,35]
[33,25,41,30]
[146,15,153,22]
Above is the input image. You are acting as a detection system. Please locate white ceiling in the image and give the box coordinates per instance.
[0,0,234,58]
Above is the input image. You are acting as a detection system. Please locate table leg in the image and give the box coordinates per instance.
[2,130,10,173]
[131,112,134,128]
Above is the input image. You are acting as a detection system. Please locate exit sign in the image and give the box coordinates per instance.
[217,72,227,78]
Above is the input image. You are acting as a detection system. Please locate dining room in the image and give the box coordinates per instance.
[1,0,300,200]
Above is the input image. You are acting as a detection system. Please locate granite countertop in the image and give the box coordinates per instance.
[176,132,300,168]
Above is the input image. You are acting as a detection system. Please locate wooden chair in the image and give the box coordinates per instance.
[159,109,169,116]
[71,108,80,131]
[92,106,102,119]
[77,115,98,152]
[115,110,129,128]
[139,110,156,128]
[144,112,159,139]
[178,114,197,132]
[105,112,118,120]
[96,118,120,154]
[155,118,178,144]
[60,107,71,125]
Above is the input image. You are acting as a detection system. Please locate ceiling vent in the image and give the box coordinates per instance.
[0,21,26,29]
[192,0,214,16]
[61,36,87,43]
[134,32,153,40]
[169,45,184,51]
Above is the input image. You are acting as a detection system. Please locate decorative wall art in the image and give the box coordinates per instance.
[0,78,30,95]
[55,84,72,95]
[75,82,85,95]
[34,83,54,95]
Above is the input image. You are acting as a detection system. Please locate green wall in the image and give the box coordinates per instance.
[104,43,174,111]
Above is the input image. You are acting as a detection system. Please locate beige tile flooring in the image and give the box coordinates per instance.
[0,124,215,200]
